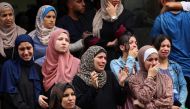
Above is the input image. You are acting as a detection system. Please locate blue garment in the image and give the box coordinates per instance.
[150,11,190,77]
[168,60,187,108]
[33,36,47,60]
[0,59,41,102]
[110,56,139,80]
[159,60,187,108]
[0,34,41,103]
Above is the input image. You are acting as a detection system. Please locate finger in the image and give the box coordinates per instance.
[41,95,48,99]
[115,4,119,9]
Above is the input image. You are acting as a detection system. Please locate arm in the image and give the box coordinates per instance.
[110,71,127,106]
[161,2,190,14]
[128,77,157,103]
[69,39,84,52]
[146,76,173,109]
[110,59,121,80]
[177,64,188,107]
[73,76,97,109]
[150,17,162,37]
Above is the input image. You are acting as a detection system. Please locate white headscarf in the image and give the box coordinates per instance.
[92,0,123,38]
[0,2,26,57]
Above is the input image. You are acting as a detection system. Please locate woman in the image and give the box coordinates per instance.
[72,45,128,109]
[152,35,187,109]
[49,83,80,109]
[29,5,57,60]
[42,28,80,98]
[92,0,136,70]
[110,30,139,79]
[128,45,173,109]
[0,2,26,67]
[29,5,85,65]
[0,34,48,109]
[110,31,139,109]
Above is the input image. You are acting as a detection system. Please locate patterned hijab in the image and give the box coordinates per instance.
[77,46,107,88]
[130,45,171,98]
[93,0,123,38]
[29,5,57,45]
[0,2,26,57]
[42,28,80,91]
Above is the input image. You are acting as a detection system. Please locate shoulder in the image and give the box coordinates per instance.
[169,60,181,69]
[28,30,36,39]
[16,25,27,34]
[110,59,119,65]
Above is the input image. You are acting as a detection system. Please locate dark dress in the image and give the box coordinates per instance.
[97,9,136,71]
[72,71,127,109]
[0,59,42,109]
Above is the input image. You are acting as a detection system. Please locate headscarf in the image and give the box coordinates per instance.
[42,28,80,91]
[130,45,172,100]
[0,34,41,102]
[92,0,124,38]
[0,2,26,57]
[77,46,107,88]
[29,5,57,45]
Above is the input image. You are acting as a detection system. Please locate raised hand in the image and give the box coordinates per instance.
[129,47,138,58]
[106,1,118,17]
[118,67,128,87]
[90,71,99,89]
[148,63,160,79]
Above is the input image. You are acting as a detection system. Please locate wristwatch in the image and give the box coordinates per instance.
[111,16,118,21]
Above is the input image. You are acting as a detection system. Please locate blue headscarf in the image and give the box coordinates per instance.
[0,34,41,102]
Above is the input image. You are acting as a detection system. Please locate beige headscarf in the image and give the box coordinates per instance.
[92,0,123,38]
[77,46,107,88]
[0,2,26,57]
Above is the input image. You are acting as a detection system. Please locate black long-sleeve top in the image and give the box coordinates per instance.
[72,71,127,109]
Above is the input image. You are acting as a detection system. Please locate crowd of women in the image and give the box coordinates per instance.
[0,0,189,109]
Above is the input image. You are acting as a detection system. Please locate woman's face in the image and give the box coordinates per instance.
[43,11,56,29]
[94,52,107,72]
[158,39,171,59]
[61,88,76,109]
[129,36,137,50]
[55,32,70,53]
[18,42,34,61]
[0,7,14,28]
[107,0,120,6]
[144,53,159,70]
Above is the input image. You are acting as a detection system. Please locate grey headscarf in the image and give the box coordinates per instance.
[0,2,26,57]
[77,46,107,88]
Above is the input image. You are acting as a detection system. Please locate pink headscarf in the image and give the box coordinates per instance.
[42,28,80,91]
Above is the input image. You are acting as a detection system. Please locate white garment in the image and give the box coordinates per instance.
[181,1,190,11]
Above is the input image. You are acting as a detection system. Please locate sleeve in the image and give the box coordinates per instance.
[146,76,173,109]
[69,39,84,52]
[127,56,136,74]
[149,16,162,37]
[181,1,190,11]
[4,93,32,109]
[128,76,157,103]
[110,60,121,80]
[72,76,97,109]
[110,72,127,106]
[176,64,188,107]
